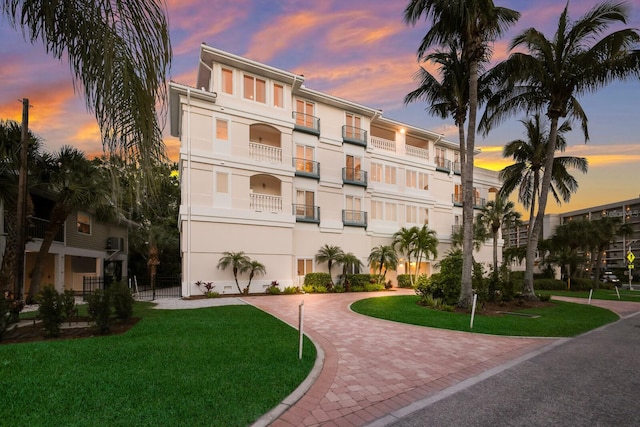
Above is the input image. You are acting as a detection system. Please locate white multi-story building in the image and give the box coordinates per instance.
[169,44,502,296]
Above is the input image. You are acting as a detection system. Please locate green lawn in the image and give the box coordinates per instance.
[538,288,640,302]
[1,302,316,426]
[351,295,619,337]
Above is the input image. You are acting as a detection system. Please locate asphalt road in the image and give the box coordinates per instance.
[388,313,640,427]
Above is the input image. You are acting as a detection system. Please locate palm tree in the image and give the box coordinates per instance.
[392,226,418,284]
[217,251,250,294]
[314,244,344,286]
[476,196,521,280]
[404,0,520,308]
[337,252,364,290]
[0,120,41,294]
[368,245,398,286]
[451,221,490,252]
[482,2,640,298]
[590,216,631,287]
[499,115,587,231]
[243,260,266,295]
[28,146,115,299]
[1,1,171,175]
[412,225,439,282]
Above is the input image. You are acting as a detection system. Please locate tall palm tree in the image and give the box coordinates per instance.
[499,115,587,230]
[1,1,171,174]
[28,146,115,299]
[0,120,41,294]
[590,216,631,287]
[476,196,521,281]
[244,260,266,295]
[314,244,344,286]
[368,245,398,286]
[392,226,418,284]
[404,0,520,307]
[412,225,439,282]
[482,2,640,298]
[217,251,250,294]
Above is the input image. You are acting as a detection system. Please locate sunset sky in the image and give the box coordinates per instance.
[1,0,639,214]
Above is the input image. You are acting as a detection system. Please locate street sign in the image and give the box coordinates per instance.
[627,252,636,264]
[629,264,635,270]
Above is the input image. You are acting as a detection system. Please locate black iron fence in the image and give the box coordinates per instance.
[82,276,181,301]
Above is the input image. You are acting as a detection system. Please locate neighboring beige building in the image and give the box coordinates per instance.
[170,44,502,296]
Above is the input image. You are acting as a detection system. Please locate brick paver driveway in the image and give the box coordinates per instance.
[248,290,558,427]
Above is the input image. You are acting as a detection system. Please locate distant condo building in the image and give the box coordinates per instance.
[169,44,502,296]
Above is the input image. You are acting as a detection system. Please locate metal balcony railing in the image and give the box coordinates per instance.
[342,125,368,147]
[293,112,320,135]
[342,210,367,228]
[342,168,367,187]
[293,204,320,223]
[293,158,320,179]
[27,216,64,242]
[435,157,451,172]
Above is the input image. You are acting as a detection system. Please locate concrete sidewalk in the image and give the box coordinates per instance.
[247,290,561,427]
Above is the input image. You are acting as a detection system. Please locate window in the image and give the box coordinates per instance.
[216,172,229,194]
[216,119,228,141]
[274,84,284,108]
[406,170,429,190]
[295,145,314,173]
[371,200,383,220]
[346,195,362,211]
[435,147,446,167]
[384,165,397,185]
[221,68,233,94]
[454,184,462,204]
[244,74,266,103]
[345,155,362,181]
[296,190,315,217]
[345,113,362,139]
[297,259,313,276]
[406,206,429,224]
[385,202,397,221]
[77,211,91,234]
[296,99,314,127]
[371,162,382,183]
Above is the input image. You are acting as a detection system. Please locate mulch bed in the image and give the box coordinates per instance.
[464,299,554,316]
[1,317,140,345]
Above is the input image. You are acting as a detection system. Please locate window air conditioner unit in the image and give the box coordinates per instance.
[106,237,124,251]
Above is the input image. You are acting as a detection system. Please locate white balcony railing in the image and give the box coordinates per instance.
[370,136,395,152]
[406,145,429,160]
[249,142,282,164]
[250,193,282,213]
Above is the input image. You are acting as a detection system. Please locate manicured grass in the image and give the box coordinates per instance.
[351,295,619,337]
[538,288,640,302]
[2,302,316,426]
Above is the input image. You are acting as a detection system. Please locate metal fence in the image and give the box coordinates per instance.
[82,276,182,301]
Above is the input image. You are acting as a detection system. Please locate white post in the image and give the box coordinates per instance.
[588,288,593,304]
[470,293,478,329]
[615,286,620,300]
[298,300,304,360]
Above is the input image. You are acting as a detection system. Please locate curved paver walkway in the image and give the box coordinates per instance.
[246,290,559,427]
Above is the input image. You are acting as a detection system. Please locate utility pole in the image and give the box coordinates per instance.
[14,98,29,299]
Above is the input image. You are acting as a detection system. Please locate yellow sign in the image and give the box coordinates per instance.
[629,264,635,270]
[628,252,636,264]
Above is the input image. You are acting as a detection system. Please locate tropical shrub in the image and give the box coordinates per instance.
[0,298,9,341]
[314,285,328,294]
[364,283,385,292]
[266,281,281,295]
[350,285,365,292]
[534,279,567,291]
[86,289,112,334]
[304,273,332,289]
[38,285,65,338]
[61,289,77,320]
[283,286,300,295]
[302,285,315,294]
[332,284,345,293]
[397,274,412,288]
[110,282,134,321]
[346,274,375,289]
[564,278,593,291]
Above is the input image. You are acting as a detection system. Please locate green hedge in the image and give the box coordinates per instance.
[345,274,376,289]
[303,272,332,288]
[568,278,598,291]
[532,278,567,290]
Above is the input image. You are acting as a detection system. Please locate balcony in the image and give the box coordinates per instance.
[406,145,429,160]
[342,210,367,228]
[452,194,487,209]
[293,204,320,224]
[342,125,368,147]
[293,112,320,136]
[250,193,282,213]
[249,141,282,164]
[435,157,451,172]
[293,158,320,180]
[370,136,395,152]
[27,216,64,242]
[342,168,367,187]
[453,161,461,175]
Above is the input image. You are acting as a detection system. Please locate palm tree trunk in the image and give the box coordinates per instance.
[28,218,65,300]
[459,58,479,308]
[524,116,560,299]
[493,229,499,279]
[0,212,17,291]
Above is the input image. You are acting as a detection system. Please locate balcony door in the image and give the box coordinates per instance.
[296,190,315,218]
